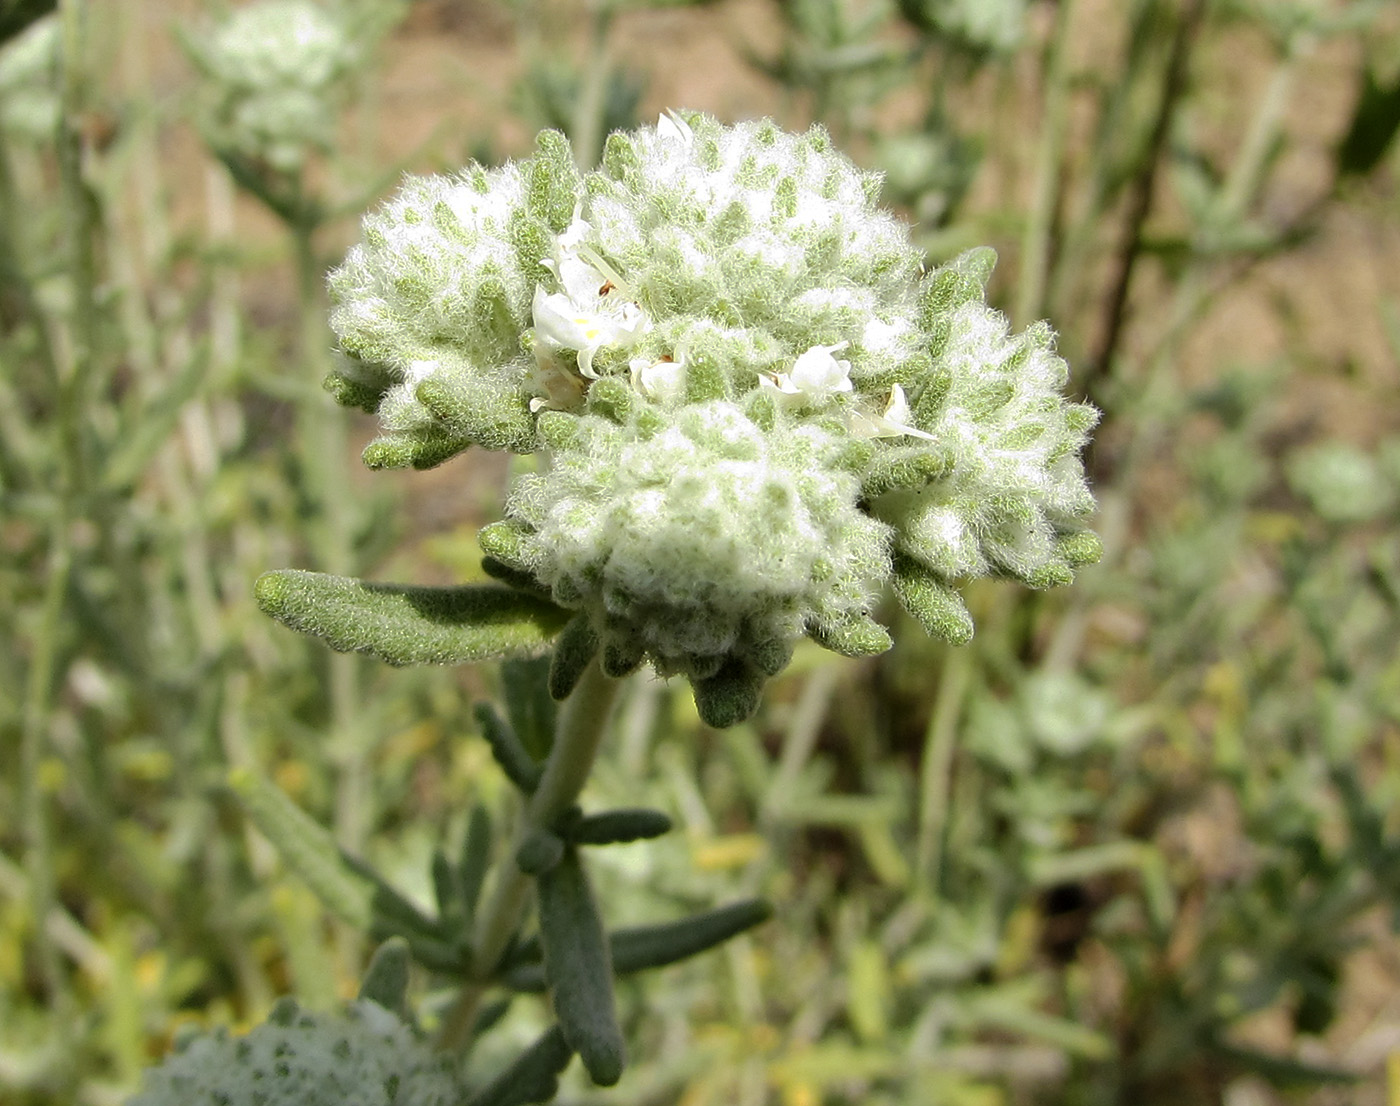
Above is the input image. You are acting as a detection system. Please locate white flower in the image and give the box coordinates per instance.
[846,384,938,440]
[629,354,687,404]
[760,343,854,407]
[532,214,651,380]
[656,109,694,148]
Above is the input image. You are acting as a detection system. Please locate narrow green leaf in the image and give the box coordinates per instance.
[0,0,56,44]
[502,656,558,761]
[1336,65,1400,178]
[547,615,598,701]
[230,775,467,972]
[105,344,212,493]
[228,768,373,930]
[481,556,552,599]
[535,850,625,1086]
[466,1025,573,1106]
[458,806,493,924]
[560,808,673,846]
[357,938,411,1013]
[432,849,460,923]
[255,570,570,666]
[503,899,772,992]
[474,702,543,794]
[608,899,771,975]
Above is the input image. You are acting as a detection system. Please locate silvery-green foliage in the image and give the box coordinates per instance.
[126,998,464,1106]
[900,0,1027,55]
[327,112,1097,719]
[185,0,363,173]
[0,14,58,143]
[1286,440,1397,524]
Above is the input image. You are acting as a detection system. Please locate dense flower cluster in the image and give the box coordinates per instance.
[185,0,362,172]
[326,111,1099,721]
[126,999,463,1106]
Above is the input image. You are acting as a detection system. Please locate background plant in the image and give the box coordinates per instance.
[2,1,1399,1104]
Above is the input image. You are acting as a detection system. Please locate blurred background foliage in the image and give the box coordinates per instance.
[2,0,1399,1103]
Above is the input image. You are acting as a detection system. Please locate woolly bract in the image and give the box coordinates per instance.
[186,0,362,173]
[125,999,463,1106]
[326,111,1099,722]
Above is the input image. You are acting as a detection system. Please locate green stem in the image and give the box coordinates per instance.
[291,225,365,854]
[570,2,615,171]
[435,659,622,1051]
[18,0,101,1007]
[914,645,973,897]
[1014,0,1075,327]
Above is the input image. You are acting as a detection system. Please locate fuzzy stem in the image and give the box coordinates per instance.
[436,659,621,1051]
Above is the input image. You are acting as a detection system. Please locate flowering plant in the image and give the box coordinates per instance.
[132,111,1096,1105]
[314,109,1099,726]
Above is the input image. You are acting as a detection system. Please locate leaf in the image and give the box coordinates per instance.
[228,770,468,973]
[503,898,772,991]
[547,615,597,702]
[559,807,673,846]
[0,0,56,44]
[458,805,493,924]
[357,938,411,1013]
[502,655,558,761]
[255,570,570,666]
[227,768,375,930]
[431,849,460,924]
[474,702,543,794]
[1336,64,1400,177]
[104,344,212,493]
[466,1025,573,1106]
[534,849,625,1086]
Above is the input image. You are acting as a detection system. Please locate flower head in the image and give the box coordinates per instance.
[327,112,1099,724]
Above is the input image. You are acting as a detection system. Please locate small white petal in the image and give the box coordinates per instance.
[845,384,939,440]
[630,355,687,404]
[787,342,853,403]
[657,109,694,146]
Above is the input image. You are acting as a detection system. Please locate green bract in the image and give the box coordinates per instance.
[126,998,463,1106]
[326,111,1099,723]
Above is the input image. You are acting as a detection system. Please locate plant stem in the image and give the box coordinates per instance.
[435,659,622,1051]
[1081,0,1206,409]
[291,225,366,859]
[915,645,973,897]
[570,1,615,170]
[1014,0,1075,327]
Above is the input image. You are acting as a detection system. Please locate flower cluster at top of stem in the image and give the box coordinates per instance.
[126,998,463,1106]
[326,111,1099,719]
[184,0,363,173]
